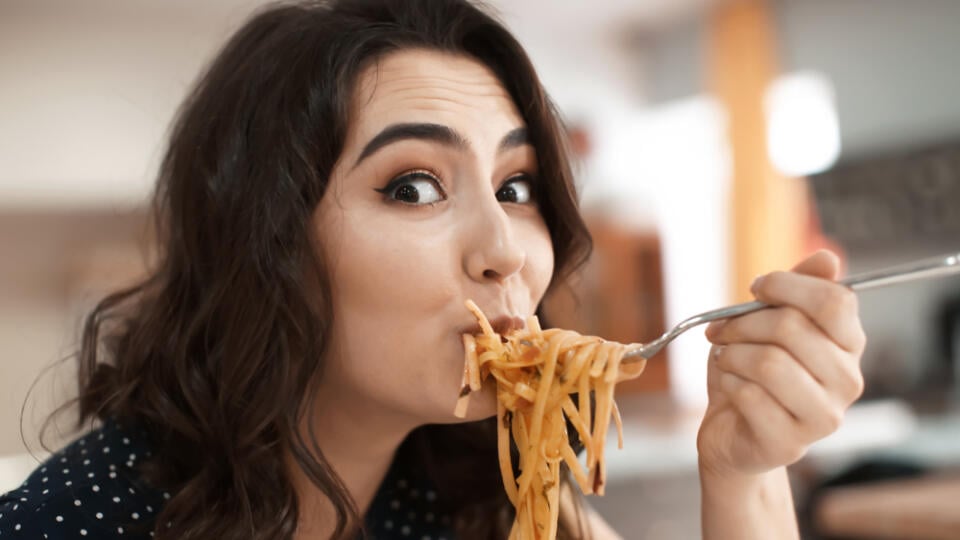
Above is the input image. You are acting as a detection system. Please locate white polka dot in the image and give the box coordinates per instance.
[80,529,88,536]
[14,523,21,531]
[123,437,131,445]
[384,520,393,530]
[42,489,49,495]
[62,468,69,474]
[65,481,73,486]
[103,447,111,454]
[132,512,140,520]
[113,496,121,503]
[109,472,117,479]
[55,515,63,522]
[42,477,48,483]
[401,525,411,536]
[146,505,153,512]
[96,512,104,520]
[118,526,124,534]
[87,472,95,478]
[92,485,100,492]
[163,492,171,500]
[74,499,82,506]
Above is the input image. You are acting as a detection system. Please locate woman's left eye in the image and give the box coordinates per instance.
[496,175,534,204]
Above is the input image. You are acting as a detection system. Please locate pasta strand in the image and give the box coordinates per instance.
[455,300,647,539]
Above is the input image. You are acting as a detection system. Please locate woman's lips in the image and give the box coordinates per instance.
[460,315,525,337]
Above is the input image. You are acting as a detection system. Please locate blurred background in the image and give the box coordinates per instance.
[2,0,960,538]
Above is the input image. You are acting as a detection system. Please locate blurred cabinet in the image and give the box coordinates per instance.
[811,140,960,253]
[543,217,669,393]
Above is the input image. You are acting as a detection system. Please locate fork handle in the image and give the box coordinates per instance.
[699,251,960,324]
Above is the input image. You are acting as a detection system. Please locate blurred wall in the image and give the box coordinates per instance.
[641,0,960,392]
[0,211,147,455]
[0,3,211,455]
[645,0,960,158]
[775,0,960,160]
[0,2,245,208]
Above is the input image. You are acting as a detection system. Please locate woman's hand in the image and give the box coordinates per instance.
[697,250,866,478]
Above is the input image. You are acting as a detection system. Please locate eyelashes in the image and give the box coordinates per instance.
[375,169,538,207]
[374,169,445,205]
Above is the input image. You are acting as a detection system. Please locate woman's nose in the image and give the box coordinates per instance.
[463,198,526,284]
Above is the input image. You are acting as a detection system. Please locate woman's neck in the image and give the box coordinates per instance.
[291,378,418,539]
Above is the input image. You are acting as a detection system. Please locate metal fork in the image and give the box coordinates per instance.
[622,251,960,362]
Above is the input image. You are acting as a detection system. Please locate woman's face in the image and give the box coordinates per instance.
[312,49,555,424]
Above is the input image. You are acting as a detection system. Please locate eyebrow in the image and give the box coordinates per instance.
[353,123,530,168]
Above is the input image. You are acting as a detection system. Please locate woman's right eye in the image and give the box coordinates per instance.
[375,171,446,205]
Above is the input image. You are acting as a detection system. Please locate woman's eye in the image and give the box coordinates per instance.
[377,172,445,205]
[496,176,534,204]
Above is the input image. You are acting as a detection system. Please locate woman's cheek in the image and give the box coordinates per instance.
[523,217,555,302]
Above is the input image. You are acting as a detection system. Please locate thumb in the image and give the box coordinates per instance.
[790,249,842,280]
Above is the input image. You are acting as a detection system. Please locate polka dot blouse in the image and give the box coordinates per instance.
[0,420,455,539]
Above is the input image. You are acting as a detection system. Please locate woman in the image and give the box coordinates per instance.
[0,0,866,538]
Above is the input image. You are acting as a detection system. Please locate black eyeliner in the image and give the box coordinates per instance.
[373,170,439,195]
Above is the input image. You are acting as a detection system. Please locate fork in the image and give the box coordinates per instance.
[622,251,960,362]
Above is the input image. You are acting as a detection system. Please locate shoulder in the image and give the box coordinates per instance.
[0,420,167,539]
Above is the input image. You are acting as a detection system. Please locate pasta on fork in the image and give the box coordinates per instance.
[455,300,646,540]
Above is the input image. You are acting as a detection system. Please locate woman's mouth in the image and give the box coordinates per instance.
[460,315,525,337]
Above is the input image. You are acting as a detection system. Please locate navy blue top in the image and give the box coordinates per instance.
[0,421,455,539]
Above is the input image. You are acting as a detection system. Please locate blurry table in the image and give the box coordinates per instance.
[605,396,917,483]
[814,473,960,540]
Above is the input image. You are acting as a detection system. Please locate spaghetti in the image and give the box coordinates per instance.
[454,300,647,539]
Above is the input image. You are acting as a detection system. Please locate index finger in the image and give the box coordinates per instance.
[750,271,866,353]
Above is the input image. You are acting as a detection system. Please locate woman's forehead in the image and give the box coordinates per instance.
[347,49,525,144]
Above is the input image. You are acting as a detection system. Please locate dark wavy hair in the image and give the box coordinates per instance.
[54,0,593,538]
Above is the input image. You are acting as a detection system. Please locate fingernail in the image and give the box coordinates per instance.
[712,345,726,360]
[750,275,765,295]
